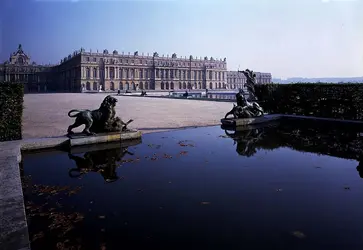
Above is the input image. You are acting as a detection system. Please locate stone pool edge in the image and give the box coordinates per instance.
[2,115,363,250]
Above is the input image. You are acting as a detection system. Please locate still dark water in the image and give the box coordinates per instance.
[22,120,363,250]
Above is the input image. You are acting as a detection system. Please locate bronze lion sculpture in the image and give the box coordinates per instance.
[67,95,132,136]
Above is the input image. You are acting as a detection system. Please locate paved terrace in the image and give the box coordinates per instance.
[23,93,233,138]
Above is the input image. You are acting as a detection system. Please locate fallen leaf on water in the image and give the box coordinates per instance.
[344,186,351,190]
[179,151,188,155]
[276,188,283,192]
[163,154,172,159]
[32,231,45,242]
[56,242,65,249]
[291,231,306,239]
[201,202,211,205]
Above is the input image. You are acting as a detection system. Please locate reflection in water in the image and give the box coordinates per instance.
[224,127,265,157]
[67,147,134,183]
[223,119,363,164]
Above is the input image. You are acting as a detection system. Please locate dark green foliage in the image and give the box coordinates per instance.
[255,83,363,120]
[0,82,24,141]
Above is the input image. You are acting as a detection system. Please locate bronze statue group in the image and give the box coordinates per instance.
[225,69,264,119]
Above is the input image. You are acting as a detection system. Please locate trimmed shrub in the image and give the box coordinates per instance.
[255,83,363,120]
[0,82,24,141]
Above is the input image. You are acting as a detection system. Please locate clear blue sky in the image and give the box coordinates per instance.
[1,0,362,78]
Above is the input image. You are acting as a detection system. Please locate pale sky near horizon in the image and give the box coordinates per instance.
[1,0,362,78]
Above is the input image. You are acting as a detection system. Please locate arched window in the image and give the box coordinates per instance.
[119,82,123,90]
[198,82,201,89]
[110,82,115,90]
[93,82,98,90]
[165,82,169,89]
[145,82,149,90]
[179,82,182,89]
[187,82,192,89]
[170,82,174,89]
[218,82,221,89]
[86,68,91,79]
[161,82,165,90]
[209,82,213,89]
[139,82,144,89]
[119,68,123,79]
[93,68,97,78]
[183,82,186,89]
[132,82,136,90]
[125,82,130,90]
[86,82,91,90]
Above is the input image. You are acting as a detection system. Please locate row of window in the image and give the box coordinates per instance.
[8,74,41,82]
[84,57,225,68]
[227,78,271,84]
[84,67,226,81]
[84,81,228,91]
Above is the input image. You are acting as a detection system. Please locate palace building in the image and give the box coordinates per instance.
[0,44,56,92]
[0,45,272,93]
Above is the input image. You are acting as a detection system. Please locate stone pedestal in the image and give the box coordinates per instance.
[68,130,142,147]
[220,114,282,128]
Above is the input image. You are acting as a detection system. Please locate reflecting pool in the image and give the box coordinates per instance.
[22,120,363,250]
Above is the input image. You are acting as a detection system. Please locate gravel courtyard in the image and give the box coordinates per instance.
[22,93,233,139]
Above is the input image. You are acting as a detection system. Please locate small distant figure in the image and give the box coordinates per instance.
[117,89,121,95]
[182,91,189,98]
[125,90,132,94]
[141,90,147,96]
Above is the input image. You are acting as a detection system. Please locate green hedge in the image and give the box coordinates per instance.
[255,83,363,120]
[0,82,24,141]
